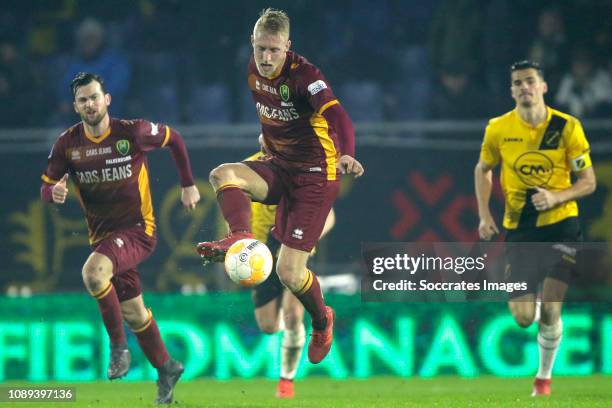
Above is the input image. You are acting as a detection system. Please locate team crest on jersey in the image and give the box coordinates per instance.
[116,139,130,156]
[280,84,290,102]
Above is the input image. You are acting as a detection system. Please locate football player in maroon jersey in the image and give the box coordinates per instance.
[41,72,200,404]
[198,9,364,366]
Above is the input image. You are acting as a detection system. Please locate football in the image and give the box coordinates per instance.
[224,238,273,287]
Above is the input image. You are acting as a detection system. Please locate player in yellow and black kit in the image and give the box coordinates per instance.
[475,61,596,397]
[245,149,335,398]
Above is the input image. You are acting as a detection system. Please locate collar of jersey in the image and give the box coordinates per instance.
[83,124,111,144]
[515,106,552,130]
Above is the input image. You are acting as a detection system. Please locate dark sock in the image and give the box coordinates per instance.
[94,283,126,346]
[133,312,170,369]
[217,185,252,233]
[293,270,327,330]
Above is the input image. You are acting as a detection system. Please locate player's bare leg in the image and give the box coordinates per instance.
[82,252,129,379]
[532,278,567,397]
[196,163,268,263]
[276,290,305,398]
[122,295,183,404]
[276,245,334,364]
[508,293,537,328]
[254,296,282,334]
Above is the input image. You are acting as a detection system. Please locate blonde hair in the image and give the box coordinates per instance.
[255,8,290,37]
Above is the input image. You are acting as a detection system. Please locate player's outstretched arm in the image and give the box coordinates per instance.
[40,173,69,204]
[474,160,499,240]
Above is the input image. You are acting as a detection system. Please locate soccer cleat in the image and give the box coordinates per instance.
[155,358,184,404]
[531,377,551,397]
[196,231,253,264]
[107,346,130,380]
[307,306,335,364]
[275,378,295,398]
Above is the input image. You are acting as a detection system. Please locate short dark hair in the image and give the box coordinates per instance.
[70,72,106,97]
[510,60,544,79]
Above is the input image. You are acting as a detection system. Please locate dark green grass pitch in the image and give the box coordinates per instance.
[3,376,611,407]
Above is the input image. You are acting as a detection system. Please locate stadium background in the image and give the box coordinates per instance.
[1,0,611,385]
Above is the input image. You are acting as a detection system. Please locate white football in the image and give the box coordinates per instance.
[224,239,273,287]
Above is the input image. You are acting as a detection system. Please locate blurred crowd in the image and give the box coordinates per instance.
[2,0,612,128]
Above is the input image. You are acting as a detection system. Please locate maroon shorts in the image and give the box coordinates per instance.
[244,160,339,252]
[92,226,156,302]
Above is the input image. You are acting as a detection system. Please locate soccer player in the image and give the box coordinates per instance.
[197,8,364,365]
[40,72,200,404]
[247,148,336,398]
[475,60,596,396]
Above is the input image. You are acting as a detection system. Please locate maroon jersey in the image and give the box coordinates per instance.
[248,51,341,180]
[42,118,171,244]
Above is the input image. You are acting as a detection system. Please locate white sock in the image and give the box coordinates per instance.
[280,325,305,380]
[536,319,562,379]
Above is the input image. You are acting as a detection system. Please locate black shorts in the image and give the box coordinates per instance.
[504,217,583,299]
[252,235,286,308]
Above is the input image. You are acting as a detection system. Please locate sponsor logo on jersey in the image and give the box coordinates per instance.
[280,84,290,102]
[76,164,133,184]
[260,83,278,95]
[106,155,132,165]
[504,137,523,142]
[307,80,327,95]
[116,139,130,156]
[115,238,124,248]
[85,146,112,157]
[151,123,159,136]
[70,149,81,160]
[513,151,553,187]
[255,80,261,90]
[256,102,300,122]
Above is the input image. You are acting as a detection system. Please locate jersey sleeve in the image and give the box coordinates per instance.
[565,119,592,172]
[41,135,69,185]
[479,122,500,167]
[131,119,171,152]
[295,64,339,115]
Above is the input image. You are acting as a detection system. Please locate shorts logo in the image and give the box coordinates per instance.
[292,228,304,240]
[307,80,327,95]
[280,84,290,102]
[114,238,124,248]
[116,139,130,156]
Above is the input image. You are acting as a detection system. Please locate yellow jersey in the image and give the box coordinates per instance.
[480,107,592,229]
[244,151,277,243]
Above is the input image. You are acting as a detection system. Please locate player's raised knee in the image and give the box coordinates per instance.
[276,263,304,290]
[81,259,112,293]
[209,163,237,188]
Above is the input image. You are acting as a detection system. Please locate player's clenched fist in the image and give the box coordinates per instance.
[52,173,69,204]
[181,185,200,210]
[338,155,365,177]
